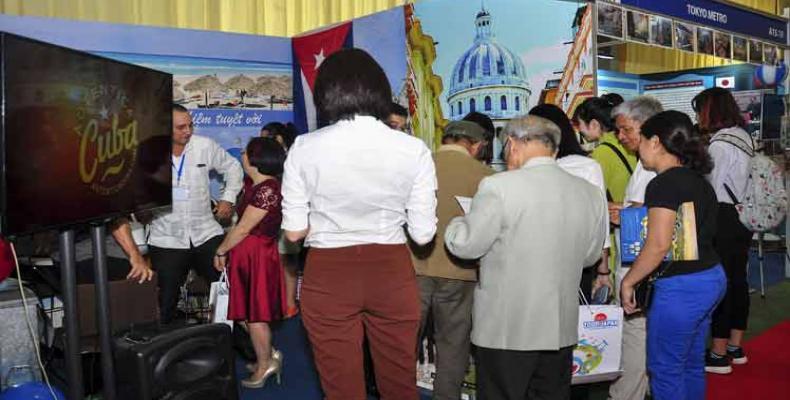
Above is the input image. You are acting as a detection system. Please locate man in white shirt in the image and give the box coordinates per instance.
[608,96,663,400]
[445,115,607,400]
[148,104,243,323]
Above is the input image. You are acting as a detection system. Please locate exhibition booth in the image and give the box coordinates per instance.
[0,0,787,399]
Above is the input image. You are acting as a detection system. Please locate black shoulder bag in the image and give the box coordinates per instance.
[633,262,673,310]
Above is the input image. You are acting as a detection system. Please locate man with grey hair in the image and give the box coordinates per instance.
[444,115,607,399]
[608,95,663,400]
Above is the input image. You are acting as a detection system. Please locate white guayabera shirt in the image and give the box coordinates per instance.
[148,135,243,249]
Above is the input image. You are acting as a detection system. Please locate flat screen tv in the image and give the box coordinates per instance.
[0,33,173,236]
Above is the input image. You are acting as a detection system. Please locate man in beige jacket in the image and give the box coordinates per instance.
[411,120,493,400]
[445,115,607,400]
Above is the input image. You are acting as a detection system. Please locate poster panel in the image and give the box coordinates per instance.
[713,31,732,59]
[598,3,624,40]
[674,21,696,53]
[407,0,593,155]
[732,36,748,62]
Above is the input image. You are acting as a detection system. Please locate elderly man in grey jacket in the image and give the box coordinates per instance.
[445,115,607,400]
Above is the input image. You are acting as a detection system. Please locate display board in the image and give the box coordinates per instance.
[598,0,787,65]
[405,0,594,154]
[292,7,408,134]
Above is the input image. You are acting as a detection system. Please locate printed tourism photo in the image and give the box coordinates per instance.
[748,39,763,64]
[673,21,694,52]
[732,36,747,62]
[648,15,672,48]
[696,27,714,55]
[626,10,649,43]
[713,31,731,59]
[597,2,623,39]
[406,0,594,161]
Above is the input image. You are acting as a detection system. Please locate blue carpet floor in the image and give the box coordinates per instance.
[237,249,788,400]
[236,315,432,400]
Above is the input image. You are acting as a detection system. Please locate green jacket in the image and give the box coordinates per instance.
[590,132,636,204]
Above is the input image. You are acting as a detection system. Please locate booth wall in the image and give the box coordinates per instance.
[292,6,408,134]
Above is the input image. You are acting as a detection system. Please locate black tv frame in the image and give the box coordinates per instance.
[0,32,174,237]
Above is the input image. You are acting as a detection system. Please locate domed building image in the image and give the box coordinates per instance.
[447,7,531,123]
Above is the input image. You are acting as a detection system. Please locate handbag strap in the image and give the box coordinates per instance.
[578,287,594,315]
[723,183,740,205]
[710,133,755,158]
[600,142,634,175]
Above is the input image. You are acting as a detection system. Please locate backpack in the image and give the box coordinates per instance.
[712,133,787,232]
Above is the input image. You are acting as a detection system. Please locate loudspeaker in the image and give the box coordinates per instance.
[114,323,238,400]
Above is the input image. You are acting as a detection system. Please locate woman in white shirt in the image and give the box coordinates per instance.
[529,104,612,300]
[281,48,437,400]
[693,87,753,374]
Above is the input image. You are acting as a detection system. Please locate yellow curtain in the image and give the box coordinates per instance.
[0,0,411,37]
[0,0,785,72]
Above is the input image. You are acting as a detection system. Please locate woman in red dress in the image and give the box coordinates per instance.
[214,137,287,388]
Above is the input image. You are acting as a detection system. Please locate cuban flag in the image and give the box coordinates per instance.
[292,22,353,134]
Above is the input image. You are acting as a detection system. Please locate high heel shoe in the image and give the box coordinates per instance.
[241,356,282,389]
[246,349,282,373]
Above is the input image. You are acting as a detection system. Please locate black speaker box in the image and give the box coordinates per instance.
[114,323,238,400]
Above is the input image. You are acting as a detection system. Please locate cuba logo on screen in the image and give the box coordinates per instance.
[75,84,139,195]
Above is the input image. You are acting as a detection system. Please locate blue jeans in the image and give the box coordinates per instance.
[647,265,726,400]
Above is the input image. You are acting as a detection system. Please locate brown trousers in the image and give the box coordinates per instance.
[302,244,421,400]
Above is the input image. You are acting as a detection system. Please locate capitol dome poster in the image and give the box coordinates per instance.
[405,0,594,151]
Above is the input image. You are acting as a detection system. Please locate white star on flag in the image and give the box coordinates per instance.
[314,49,325,70]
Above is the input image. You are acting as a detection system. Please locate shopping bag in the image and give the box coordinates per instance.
[572,290,623,384]
[620,203,699,263]
[209,270,232,329]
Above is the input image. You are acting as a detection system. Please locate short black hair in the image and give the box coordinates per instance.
[462,111,495,163]
[529,103,586,158]
[572,97,616,131]
[641,110,713,174]
[246,137,286,177]
[600,93,624,108]
[313,48,392,126]
[261,121,297,149]
[173,104,189,113]
[462,111,495,136]
[390,102,408,117]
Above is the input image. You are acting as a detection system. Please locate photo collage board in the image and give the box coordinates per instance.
[597,1,784,65]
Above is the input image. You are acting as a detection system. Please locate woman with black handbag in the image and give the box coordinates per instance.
[620,110,726,400]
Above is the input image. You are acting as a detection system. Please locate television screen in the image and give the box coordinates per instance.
[1,33,173,236]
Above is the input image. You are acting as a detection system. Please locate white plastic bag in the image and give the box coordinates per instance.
[572,290,623,384]
[209,270,232,329]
